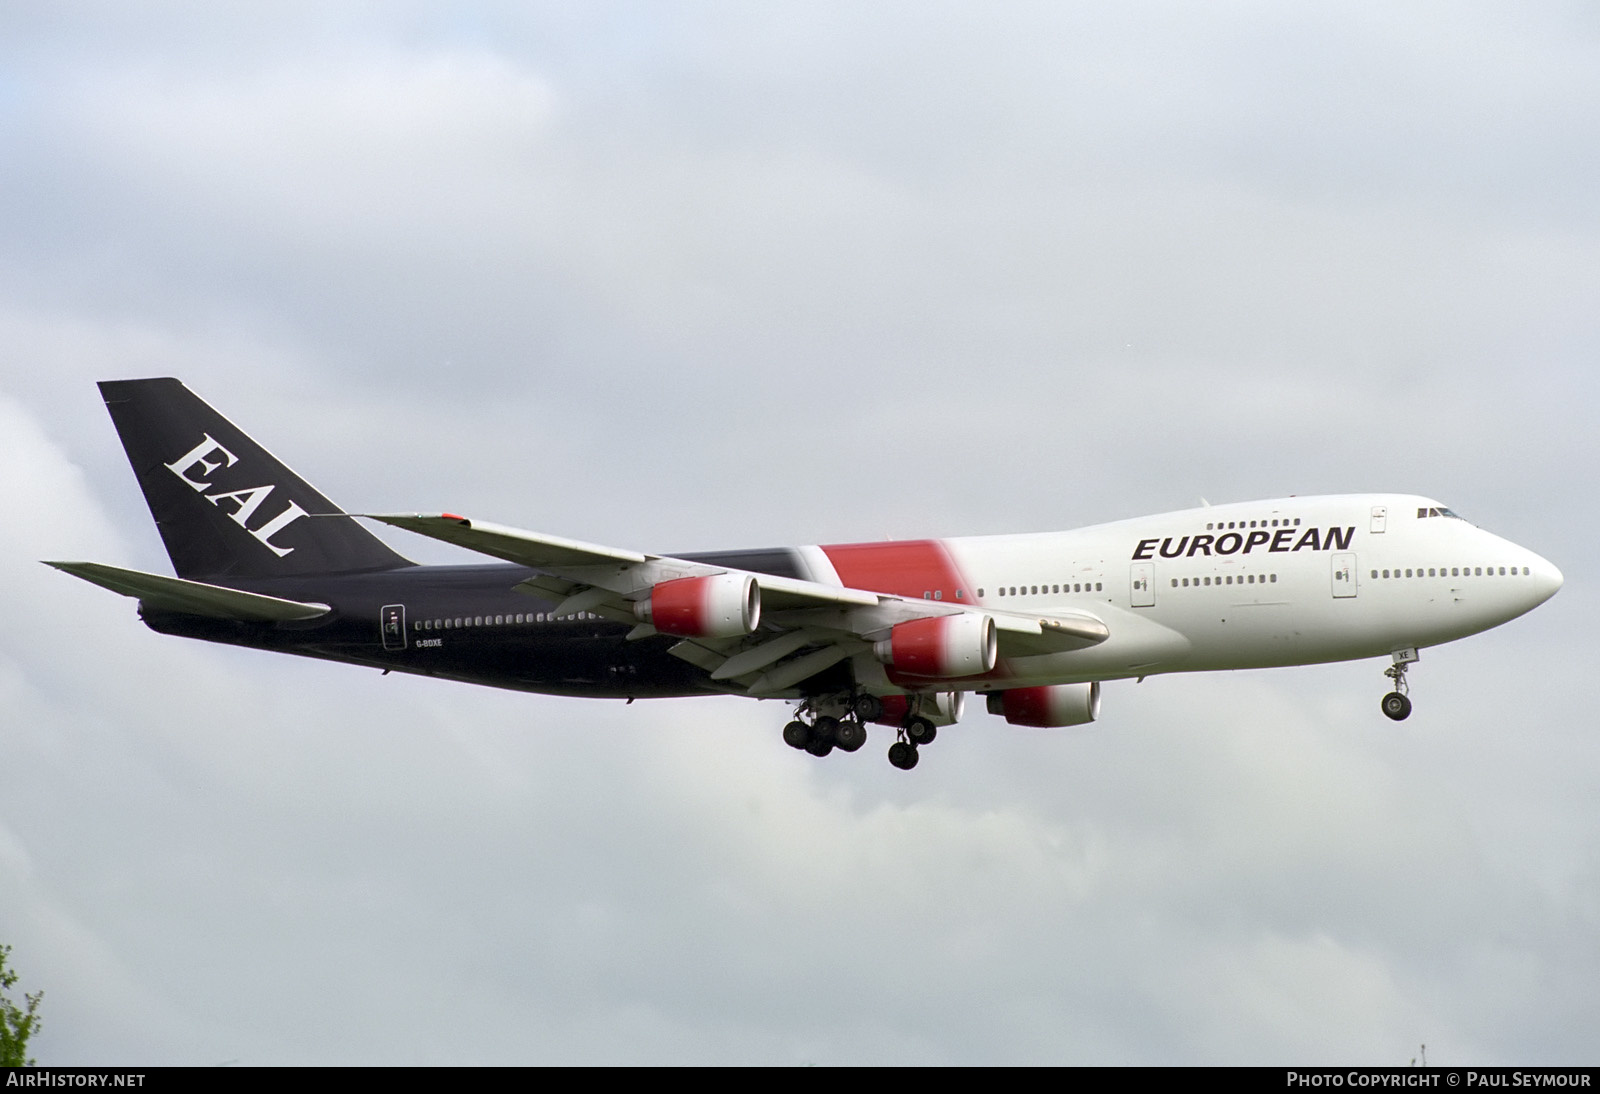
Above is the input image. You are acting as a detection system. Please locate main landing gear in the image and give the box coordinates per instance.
[887,717,936,770]
[782,693,939,770]
[1381,648,1418,721]
[783,695,868,759]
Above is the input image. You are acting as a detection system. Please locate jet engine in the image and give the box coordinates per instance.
[873,614,996,678]
[987,682,1101,727]
[924,690,965,726]
[635,573,760,638]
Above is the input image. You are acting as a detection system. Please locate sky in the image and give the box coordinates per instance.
[1,1,1595,1066]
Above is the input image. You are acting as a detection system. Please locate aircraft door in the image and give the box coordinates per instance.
[1331,554,1357,599]
[1130,563,1155,608]
[381,603,407,650]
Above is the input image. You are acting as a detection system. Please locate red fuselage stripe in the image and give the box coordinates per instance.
[818,540,969,601]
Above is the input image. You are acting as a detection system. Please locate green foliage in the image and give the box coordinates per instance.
[0,944,43,1067]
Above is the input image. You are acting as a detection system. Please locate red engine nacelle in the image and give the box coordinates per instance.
[873,614,996,678]
[987,682,1101,727]
[635,573,760,638]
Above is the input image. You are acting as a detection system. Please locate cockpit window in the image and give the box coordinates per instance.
[1417,507,1463,519]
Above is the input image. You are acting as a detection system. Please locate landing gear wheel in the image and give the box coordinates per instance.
[782,720,812,750]
[852,694,885,722]
[905,717,937,746]
[804,715,839,757]
[834,719,867,752]
[806,736,835,757]
[1381,692,1412,721]
[887,741,919,770]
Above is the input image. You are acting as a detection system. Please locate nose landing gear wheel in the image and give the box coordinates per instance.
[1381,692,1412,721]
[1381,648,1418,722]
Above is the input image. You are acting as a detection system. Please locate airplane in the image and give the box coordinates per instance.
[48,378,1563,770]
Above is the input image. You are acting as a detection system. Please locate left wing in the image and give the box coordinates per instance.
[370,514,1108,695]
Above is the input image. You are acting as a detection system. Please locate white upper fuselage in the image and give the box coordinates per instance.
[801,494,1562,692]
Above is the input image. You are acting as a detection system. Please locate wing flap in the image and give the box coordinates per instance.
[45,561,330,622]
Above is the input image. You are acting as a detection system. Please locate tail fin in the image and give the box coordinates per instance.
[99,378,412,579]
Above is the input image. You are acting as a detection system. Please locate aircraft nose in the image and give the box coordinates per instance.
[1527,552,1563,605]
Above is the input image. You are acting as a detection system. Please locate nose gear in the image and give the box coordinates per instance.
[1381,648,1418,721]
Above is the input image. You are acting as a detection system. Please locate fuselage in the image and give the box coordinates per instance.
[142,493,1562,702]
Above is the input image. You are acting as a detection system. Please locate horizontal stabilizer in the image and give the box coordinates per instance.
[44,561,330,622]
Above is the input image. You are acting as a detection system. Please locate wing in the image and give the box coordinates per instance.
[370,514,1109,695]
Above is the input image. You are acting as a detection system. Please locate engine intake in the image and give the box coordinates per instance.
[874,614,996,678]
[987,682,1101,727]
[635,573,760,638]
